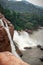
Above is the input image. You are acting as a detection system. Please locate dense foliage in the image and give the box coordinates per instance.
[0,4,43,30]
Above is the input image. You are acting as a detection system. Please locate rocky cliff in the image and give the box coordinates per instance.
[0,13,30,65]
[0,13,14,52]
[0,52,30,65]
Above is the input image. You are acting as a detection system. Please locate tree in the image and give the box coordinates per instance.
[25,22,34,30]
[31,20,39,29]
[17,13,20,19]
[0,4,4,13]
[3,9,11,20]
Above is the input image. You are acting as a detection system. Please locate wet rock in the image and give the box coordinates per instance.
[39,57,43,62]
[14,41,23,57]
[16,47,23,57]
[25,29,32,34]
[0,13,14,52]
[40,47,43,50]
[24,47,32,49]
[0,27,11,52]
[37,45,41,48]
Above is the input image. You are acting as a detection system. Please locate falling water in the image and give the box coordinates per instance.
[0,19,43,54]
[0,19,21,59]
[0,19,4,27]
[13,30,38,51]
[13,29,43,51]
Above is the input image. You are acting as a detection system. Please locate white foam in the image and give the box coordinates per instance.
[13,30,37,51]
[0,19,4,27]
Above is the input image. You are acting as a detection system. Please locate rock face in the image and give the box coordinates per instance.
[0,52,29,65]
[0,13,14,38]
[0,13,23,57]
[0,13,14,52]
[0,13,29,65]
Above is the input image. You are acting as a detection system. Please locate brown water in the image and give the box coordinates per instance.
[30,28,43,46]
[22,28,43,65]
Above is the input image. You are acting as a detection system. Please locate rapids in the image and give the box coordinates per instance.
[13,30,37,51]
[13,29,43,51]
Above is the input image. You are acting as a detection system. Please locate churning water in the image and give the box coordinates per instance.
[13,30,38,51]
[13,29,43,51]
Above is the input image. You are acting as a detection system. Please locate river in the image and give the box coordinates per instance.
[30,28,43,46]
[22,28,43,65]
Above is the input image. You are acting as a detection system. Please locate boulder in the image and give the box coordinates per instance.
[25,29,32,34]
[24,47,32,49]
[37,45,41,48]
[0,52,30,65]
[40,47,43,50]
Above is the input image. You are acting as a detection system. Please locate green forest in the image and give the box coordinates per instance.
[0,4,43,30]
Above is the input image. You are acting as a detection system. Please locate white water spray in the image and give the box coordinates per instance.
[13,30,38,51]
[0,19,20,59]
[0,19,4,27]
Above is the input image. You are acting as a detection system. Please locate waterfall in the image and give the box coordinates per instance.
[0,19,4,27]
[0,19,21,59]
[13,30,38,51]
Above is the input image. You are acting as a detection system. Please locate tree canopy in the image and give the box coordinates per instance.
[0,4,43,30]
